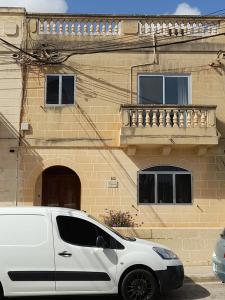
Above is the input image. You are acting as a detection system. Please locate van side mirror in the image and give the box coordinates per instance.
[96,236,108,248]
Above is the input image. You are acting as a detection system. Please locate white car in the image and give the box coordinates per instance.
[0,207,183,299]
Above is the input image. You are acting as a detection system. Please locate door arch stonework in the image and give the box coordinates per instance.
[40,165,81,209]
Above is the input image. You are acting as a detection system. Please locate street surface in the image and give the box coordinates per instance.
[159,282,224,300]
[23,282,224,300]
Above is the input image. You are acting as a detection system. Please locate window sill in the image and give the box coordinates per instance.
[138,203,193,205]
[44,104,75,108]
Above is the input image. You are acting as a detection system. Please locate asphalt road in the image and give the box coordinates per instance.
[159,282,225,300]
[22,282,224,300]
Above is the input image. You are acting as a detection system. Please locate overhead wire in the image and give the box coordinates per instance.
[35,16,225,55]
[57,30,225,62]
[0,8,224,65]
[26,8,225,53]
[44,8,225,49]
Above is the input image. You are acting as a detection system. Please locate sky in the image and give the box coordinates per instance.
[0,0,224,15]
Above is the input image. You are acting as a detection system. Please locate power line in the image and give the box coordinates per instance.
[1,15,225,65]
[53,7,225,47]
[0,37,44,63]
[28,8,225,53]
[59,31,225,62]
[205,8,225,16]
[33,18,223,55]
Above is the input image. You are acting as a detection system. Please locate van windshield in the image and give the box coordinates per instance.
[221,228,225,239]
[88,215,136,241]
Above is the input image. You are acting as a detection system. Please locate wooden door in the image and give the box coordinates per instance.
[42,166,80,209]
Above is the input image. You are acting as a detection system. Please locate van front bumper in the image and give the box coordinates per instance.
[155,265,184,292]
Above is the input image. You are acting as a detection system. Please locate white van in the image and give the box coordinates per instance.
[0,207,183,299]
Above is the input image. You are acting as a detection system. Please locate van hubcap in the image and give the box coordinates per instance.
[127,272,153,299]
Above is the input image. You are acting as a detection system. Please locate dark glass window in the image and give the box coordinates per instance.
[165,77,188,104]
[57,216,117,248]
[62,76,74,104]
[139,76,163,104]
[176,174,192,203]
[139,174,155,203]
[138,166,192,204]
[46,75,75,105]
[144,166,187,172]
[46,76,59,104]
[139,75,189,105]
[158,174,173,203]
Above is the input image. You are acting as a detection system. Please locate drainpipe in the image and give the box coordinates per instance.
[130,34,158,103]
[15,146,19,206]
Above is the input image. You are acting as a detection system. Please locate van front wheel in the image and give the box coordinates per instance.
[121,269,158,300]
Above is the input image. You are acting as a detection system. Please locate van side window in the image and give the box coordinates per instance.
[56,216,113,248]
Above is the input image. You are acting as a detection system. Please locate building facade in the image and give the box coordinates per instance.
[0,8,25,206]
[1,10,225,229]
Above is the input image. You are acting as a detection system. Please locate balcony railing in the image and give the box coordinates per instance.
[139,19,220,36]
[32,15,222,37]
[121,105,216,128]
[120,105,218,146]
[38,17,121,36]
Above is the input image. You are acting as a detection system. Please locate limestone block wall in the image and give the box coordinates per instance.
[22,51,225,149]
[117,227,223,266]
[18,15,225,227]
[18,145,225,227]
[0,8,25,205]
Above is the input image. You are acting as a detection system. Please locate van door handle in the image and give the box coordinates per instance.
[58,251,72,257]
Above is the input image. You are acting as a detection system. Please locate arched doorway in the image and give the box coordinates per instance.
[42,166,81,209]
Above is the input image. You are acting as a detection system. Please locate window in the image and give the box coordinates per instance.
[45,75,75,105]
[138,166,192,204]
[56,216,121,248]
[139,75,190,105]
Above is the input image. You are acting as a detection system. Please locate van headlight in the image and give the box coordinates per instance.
[153,247,178,260]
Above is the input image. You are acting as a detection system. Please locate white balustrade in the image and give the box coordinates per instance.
[38,18,121,35]
[122,106,216,129]
[38,17,220,37]
[139,19,220,36]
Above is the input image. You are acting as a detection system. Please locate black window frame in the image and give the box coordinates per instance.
[56,215,124,249]
[138,165,192,205]
[45,74,75,106]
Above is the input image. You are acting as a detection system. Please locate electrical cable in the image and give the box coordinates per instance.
[27,8,225,52]
[1,12,225,65]
[57,31,225,62]
[34,19,224,55]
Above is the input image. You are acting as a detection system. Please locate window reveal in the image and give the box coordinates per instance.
[138,166,192,204]
[45,75,75,105]
[139,75,190,105]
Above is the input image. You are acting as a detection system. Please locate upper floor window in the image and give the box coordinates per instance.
[45,74,75,106]
[138,74,190,105]
[138,166,192,204]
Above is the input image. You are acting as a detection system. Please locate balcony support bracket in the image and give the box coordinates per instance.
[197,146,208,156]
[126,146,137,156]
[161,146,172,156]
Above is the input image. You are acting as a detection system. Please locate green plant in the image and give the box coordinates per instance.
[103,209,138,227]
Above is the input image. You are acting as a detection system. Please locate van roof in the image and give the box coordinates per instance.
[0,206,87,216]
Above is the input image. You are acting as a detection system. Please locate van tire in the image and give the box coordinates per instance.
[121,268,158,300]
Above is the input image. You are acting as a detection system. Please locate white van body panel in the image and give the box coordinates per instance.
[0,207,183,297]
[52,211,117,293]
[0,208,55,296]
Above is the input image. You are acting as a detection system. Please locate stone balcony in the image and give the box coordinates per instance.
[120,105,219,152]
[28,14,223,38]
